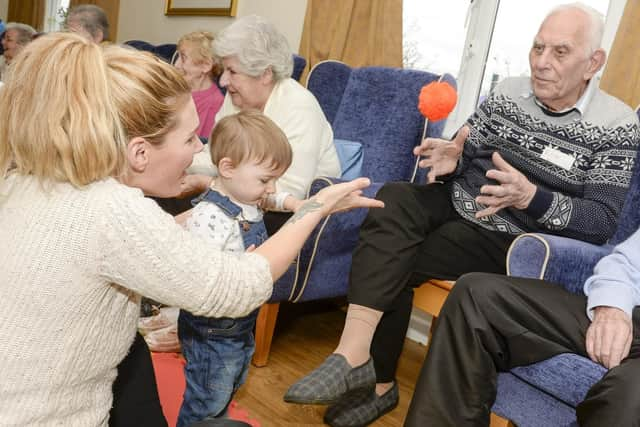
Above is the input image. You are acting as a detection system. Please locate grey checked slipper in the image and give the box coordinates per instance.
[323,382,399,427]
[284,354,376,405]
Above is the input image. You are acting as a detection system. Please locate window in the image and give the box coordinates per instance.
[44,0,70,33]
[402,1,468,77]
[403,0,627,137]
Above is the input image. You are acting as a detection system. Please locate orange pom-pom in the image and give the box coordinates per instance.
[418,81,457,121]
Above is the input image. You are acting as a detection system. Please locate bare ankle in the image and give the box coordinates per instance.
[333,349,370,368]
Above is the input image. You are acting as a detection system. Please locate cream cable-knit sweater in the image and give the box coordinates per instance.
[0,175,272,426]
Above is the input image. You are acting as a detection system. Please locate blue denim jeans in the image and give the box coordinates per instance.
[176,309,259,427]
[177,188,268,427]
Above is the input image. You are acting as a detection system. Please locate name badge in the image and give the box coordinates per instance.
[541,146,575,170]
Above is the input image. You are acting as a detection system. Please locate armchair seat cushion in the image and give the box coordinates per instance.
[509,354,606,408]
[493,372,578,427]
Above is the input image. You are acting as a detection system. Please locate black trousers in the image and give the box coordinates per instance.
[110,332,168,427]
[348,182,515,382]
[405,273,640,427]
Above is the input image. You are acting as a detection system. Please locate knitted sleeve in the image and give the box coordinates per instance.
[94,185,272,318]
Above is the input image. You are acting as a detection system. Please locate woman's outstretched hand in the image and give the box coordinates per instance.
[290,178,384,223]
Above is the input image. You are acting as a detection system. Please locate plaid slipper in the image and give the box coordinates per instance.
[284,354,375,405]
[323,382,399,427]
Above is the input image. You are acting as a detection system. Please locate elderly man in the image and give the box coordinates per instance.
[286,3,640,427]
[406,224,640,425]
[65,4,109,44]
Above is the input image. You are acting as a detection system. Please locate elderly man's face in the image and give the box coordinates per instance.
[529,8,603,111]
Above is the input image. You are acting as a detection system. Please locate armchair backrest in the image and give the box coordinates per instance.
[124,40,176,63]
[307,60,456,183]
[610,108,640,244]
[292,54,307,82]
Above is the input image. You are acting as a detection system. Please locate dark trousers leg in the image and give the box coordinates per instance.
[577,309,640,427]
[348,182,515,381]
[370,288,414,383]
[405,273,640,427]
[110,332,168,427]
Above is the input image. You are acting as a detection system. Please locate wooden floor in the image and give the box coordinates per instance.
[234,300,428,427]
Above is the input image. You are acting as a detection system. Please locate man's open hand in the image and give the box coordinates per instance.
[475,152,537,218]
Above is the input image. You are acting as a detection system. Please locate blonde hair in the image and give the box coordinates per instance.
[0,32,125,187]
[176,31,221,79]
[210,110,292,172]
[103,45,191,145]
[0,32,192,188]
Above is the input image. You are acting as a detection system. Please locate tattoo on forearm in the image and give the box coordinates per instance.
[287,200,323,224]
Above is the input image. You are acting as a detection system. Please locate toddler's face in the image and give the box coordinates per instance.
[225,159,284,205]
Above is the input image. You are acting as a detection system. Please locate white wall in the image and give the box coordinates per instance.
[117,0,307,53]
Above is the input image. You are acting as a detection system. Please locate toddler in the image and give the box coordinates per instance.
[177,110,298,426]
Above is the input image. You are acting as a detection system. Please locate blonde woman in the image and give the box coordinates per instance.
[0,32,381,426]
[174,31,224,139]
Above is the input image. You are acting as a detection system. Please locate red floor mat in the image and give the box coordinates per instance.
[151,352,260,427]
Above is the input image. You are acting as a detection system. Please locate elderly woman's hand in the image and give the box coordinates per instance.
[289,178,384,223]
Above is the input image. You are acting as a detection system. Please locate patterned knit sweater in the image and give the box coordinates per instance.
[451,77,640,244]
[0,175,272,426]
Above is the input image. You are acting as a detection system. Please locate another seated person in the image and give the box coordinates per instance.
[189,15,340,230]
[174,31,225,140]
[178,110,300,427]
[0,22,36,81]
[406,226,640,426]
[0,32,381,426]
[285,3,640,426]
[65,4,110,44]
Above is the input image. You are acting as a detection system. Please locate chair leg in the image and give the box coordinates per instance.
[252,302,280,367]
[490,412,515,427]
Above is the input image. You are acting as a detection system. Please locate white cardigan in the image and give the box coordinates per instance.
[0,174,272,426]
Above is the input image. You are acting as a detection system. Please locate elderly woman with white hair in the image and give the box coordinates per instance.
[0,22,36,81]
[189,15,340,232]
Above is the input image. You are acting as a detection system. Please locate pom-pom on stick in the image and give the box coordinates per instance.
[411,79,458,183]
[418,81,457,121]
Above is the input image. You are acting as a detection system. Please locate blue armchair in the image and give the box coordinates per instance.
[493,138,640,426]
[252,60,456,366]
[124,40,177,63]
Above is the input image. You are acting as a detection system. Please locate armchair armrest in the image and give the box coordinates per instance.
[507,233,614,295]
[283,177,383,302]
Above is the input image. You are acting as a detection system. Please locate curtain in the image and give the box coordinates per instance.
[7,0,46,31]
[601,0,640,109]
[298,0,402,82]
[68,0,120,41]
